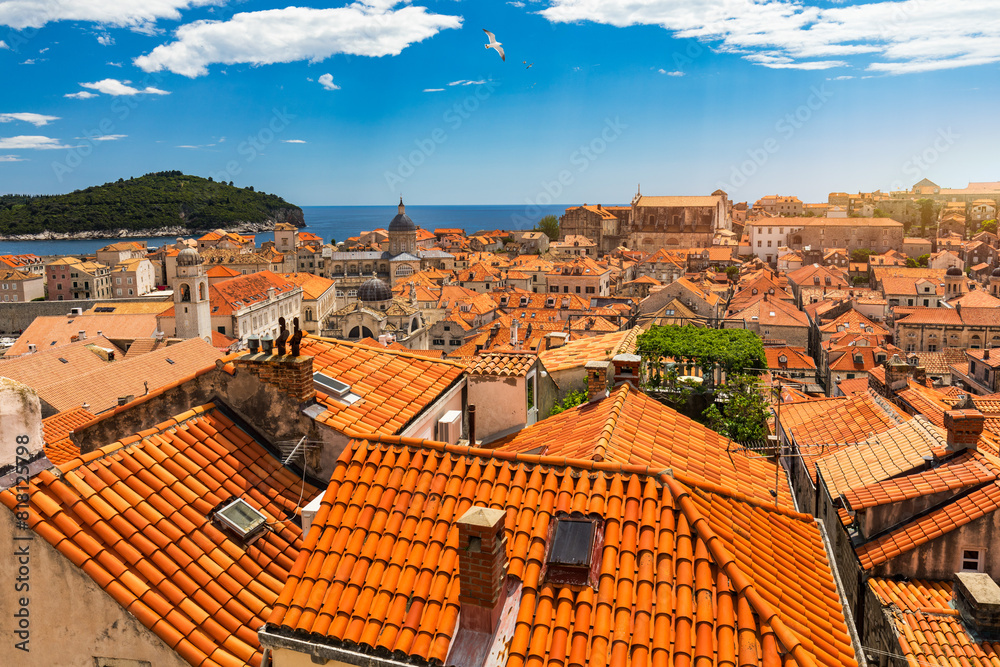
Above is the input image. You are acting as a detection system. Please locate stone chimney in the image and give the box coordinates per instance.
[510,319,519,350]
[944,409,985,452]
[612,353,641,387]
[457,506,508,633]
[0,377,44,470]
[232,352,316,404]
[954,572,1000,640]
[585,360,612,402]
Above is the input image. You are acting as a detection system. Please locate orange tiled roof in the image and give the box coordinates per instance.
[857,480,1000,569]
[493,384,793,508]
[7,313,161,356]
[468,352,536,376]
[866,578,1000,667]
[787,391,909,449]
[842,449,997,511]
[814,416,948,501]
[537,328,641,374]
[41,405,96,465]
[0,404,316,667]
[265,436,858,667]
[835,377,870,397]
[300,336,466,435]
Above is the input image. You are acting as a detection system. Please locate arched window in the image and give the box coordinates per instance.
[198,282,206,300]
[411,318,419,332]
[396,265,414,276]
[180,283,191,302]
[305,308,313,321]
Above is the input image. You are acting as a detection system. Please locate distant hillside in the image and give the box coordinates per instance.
[0,171,304,238]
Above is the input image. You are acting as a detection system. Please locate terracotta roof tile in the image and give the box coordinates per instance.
[538,328,641,373]
[265,437,857,667]
[300,337,466,436]
[1,405,316,667]
[868,578,1000,666]
[857,480,1000,569]
[842,450,997,511]
[493,384,794,508]
[468,352,536,376]
[41,406,96,465]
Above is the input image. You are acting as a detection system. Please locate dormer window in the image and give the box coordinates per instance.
[212,497,269,547]
[545,513,603,588]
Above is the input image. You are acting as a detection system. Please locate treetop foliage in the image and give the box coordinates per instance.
[636,325,766,375]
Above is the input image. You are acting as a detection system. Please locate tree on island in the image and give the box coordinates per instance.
[535,215,560,242]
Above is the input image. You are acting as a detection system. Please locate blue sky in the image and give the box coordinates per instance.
[0,0,998,206]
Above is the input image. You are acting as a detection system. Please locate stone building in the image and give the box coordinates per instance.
[627,189,732,250]
[558,204,629,255]
[323,275,427,348]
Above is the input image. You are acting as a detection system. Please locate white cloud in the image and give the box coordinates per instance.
[423,87,445,92]
[20,58,36,65]
[448,79,486,86]
[80,79,170,96]
[508,1,526,6]
[0,41,8,50]
[540,0,1000,74]
[0,135,72,150]
[81,133,126,141]
[0,113,59,127]
[107,61,122,67]
[65,91,99,99]
[134,4,463,77]
[97,33,114,46]
[0,0,222,30]
[0,155,25,162]
[318,73,340,91]
[283,139,307,144]
[657,68,684,76]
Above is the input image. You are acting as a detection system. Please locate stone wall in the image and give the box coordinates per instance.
[0,296,170,335]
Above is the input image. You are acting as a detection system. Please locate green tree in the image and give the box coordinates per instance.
[916,253,929,267]
[873,207,888,218]
[915,198,936,235]
[549,389,587,416]
[701,374,771,443]
[636,326,766,379]
[852,275,869,286]
[977,219,998,235]
[850,248,875,263]
[536,215,560,242]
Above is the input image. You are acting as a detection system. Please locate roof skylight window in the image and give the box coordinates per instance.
[545,512,603,587]
[212,497,269,546]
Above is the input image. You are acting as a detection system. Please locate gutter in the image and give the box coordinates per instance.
[259,626,426,667]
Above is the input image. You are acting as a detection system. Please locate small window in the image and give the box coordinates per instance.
[962,548,985,572]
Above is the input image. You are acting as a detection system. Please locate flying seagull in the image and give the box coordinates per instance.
[483,29,504,61]
[523,61,533,69]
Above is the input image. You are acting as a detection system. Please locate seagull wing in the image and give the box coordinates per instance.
[483,29,497,45]
[497,45,505,61]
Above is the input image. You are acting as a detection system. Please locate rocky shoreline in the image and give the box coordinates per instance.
[0,216,304,242]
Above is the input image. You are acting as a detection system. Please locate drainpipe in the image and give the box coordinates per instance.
[468,404,477,446]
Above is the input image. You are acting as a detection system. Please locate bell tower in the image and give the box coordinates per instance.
[174,247,212,343]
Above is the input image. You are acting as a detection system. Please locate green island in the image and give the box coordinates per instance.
[0,171,304,238]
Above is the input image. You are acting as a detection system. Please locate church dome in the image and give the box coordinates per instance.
[991,266,1000,278]
[358,276,392,302]
[946,266,963,276]
[388,198,416,233]
[177,247,202,266]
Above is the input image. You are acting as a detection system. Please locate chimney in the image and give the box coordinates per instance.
[954,572,1000,640]
[27,344,36,353]
[944,409,985,451]
[247,335,260,354]
[511,319,519,350]
[986,348,991,361]
[457,506,509,633]
[612,353,641,387]
[78,330,86,340]
[232,352,316,404]
[0,378,44,470]
[585,360,612,402]
[544,332,568,350]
